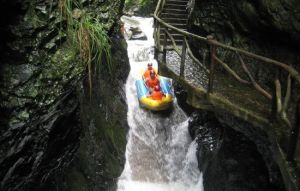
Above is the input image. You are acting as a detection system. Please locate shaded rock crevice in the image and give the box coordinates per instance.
[57,37,130,191]
[0,0,129,190]
[188,0,300,88]
[175,83,285,191]
[188,110,284,191]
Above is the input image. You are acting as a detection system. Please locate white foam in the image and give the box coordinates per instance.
[117,16,203,191]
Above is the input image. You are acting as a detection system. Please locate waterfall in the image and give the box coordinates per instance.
[117,16,203,191]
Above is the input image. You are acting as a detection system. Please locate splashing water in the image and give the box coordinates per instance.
[117,16,203,191]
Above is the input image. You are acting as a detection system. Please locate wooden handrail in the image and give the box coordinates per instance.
[154,15,207,42]
[237,53,272,100]
[154,0,164,16]
[287,98,300,161]
[154,0,300,161]
[207,36,216,94]
[153,14,300,84]
[184,38,209,74]
[214,55,250,85]
[211,40,300,83]
[165,29,181,55]
[153,0,300,161]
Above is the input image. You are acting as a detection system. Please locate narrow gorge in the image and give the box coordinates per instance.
[0,0,299,191]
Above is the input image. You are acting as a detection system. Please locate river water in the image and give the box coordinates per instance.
[117,16,203,191]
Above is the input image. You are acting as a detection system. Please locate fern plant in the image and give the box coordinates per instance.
[58,0,112,98]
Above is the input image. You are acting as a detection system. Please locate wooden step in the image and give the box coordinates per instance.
[160,33,184,40]
[160,17,188,24]
[160,40,184,44]
[162,8,187,13]
[165,0,188,6]
[166,0,189,3]
[160,25,187,31]
[160,17,188,22]
[159,33,186,40]
[160,12,188,19]
[159,39,184,45]
[159,25,185,30]
[160,30,187,35]
[164,3,187,9]
[159,33,187,40]
[160,26,187,31]
[164,23,187,27]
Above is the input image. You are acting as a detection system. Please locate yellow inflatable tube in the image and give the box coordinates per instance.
[136,75,174,111]
[139,94,173,111]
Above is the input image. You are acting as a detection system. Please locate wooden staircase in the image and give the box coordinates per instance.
[159,0,189,45]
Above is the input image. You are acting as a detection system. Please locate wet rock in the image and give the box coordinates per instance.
[0,90,81,191]
[130,26,142,34]
[187,110,283,191]
[46,38,130,191]
[0,0,127,191]
[187,2,298,189]
[129,27,147,40]
[188,110,222,171]
[123,0,157,17]
[173,81,194,115]
[189,0,300,85]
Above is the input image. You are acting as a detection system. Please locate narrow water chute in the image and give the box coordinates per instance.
[117,16,203,191]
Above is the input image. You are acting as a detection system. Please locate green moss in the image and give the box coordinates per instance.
[25,1,48,28]
[65,167,89,191]
[94,107,126,178]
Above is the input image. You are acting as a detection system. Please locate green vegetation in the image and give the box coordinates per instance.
[58,0,112,97]
[125,0,151,7]
[27,2,47,28]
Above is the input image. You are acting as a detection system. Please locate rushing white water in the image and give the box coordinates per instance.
[117,16,203,191]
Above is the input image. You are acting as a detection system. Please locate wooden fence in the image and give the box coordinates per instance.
[153,0,300,161]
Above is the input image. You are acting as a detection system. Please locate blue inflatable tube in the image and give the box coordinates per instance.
[135,76,174,111]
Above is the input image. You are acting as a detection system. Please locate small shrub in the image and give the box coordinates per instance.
[59,0,112,97]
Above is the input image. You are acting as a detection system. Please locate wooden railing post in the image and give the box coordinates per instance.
[163,29,167,64]
[287,98,300,161]
[154,48,159,60]
[154,22,158,60]
[270,81,277,123]
[207,35,216,94]
[270,70,279,122]
[180,38,187,77]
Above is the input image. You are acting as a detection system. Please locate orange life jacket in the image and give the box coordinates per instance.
[151,90,164,100]
[143,69,155,79]
[146,77,159,88]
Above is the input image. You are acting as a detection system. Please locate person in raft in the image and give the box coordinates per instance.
[149,85,165,100]
[120,21,127,38]
[146,70,160,92]
[143,63,156,79]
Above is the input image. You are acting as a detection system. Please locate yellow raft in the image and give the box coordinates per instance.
[135,76,174,111]
[139,94,173,111]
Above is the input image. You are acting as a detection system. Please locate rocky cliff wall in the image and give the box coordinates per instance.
[49,37,130,191]
[186,2,300,190]
[189,0,300,86]
[174,82,285,191]
[188,110,285,191]
[0,0,129,190]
